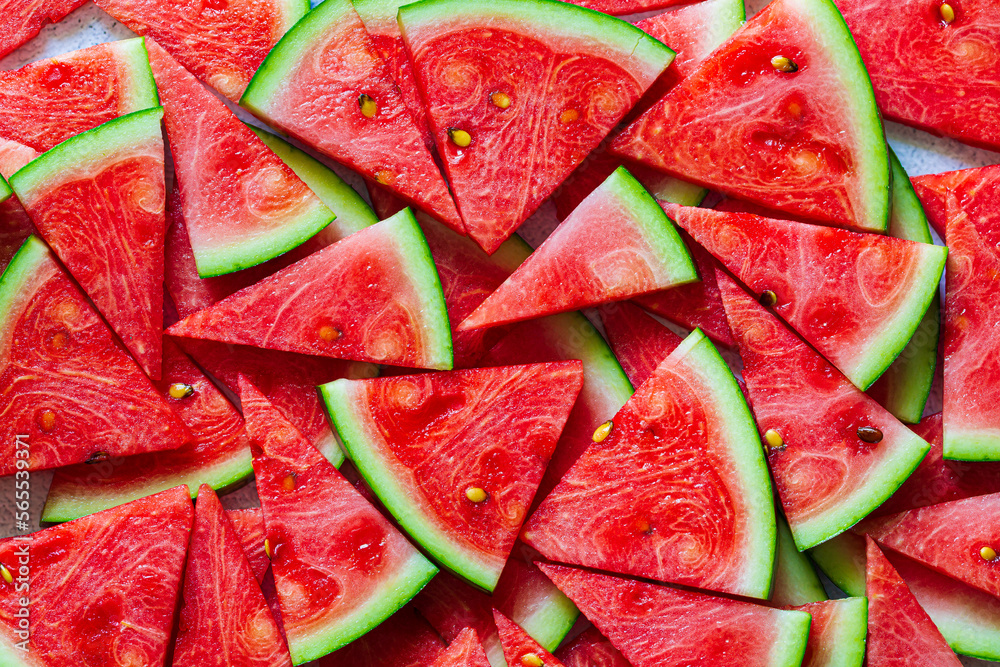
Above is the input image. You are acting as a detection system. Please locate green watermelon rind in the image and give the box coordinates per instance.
[517,589,580,653]
[248,125,379,237]
[397,0,676,85]
[646,175,707,208]
[768,608,813,667]
[0,637,35,667]
[115,37,162,111]
[924,596,1000,662]
[0,236,50,347]
[772,514,828,605]
[8,107,165,200]
[811,597,868,667]
[0,175,9,204]
[807,532,866,597]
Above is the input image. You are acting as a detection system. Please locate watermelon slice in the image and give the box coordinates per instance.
[523,329,776,599]
[322,362,584,591]
[398,0,675,253]
[539,564,811,667]
[460,168,696,331]
[0,138,36,274]
[612,0,890,232]
[0,486,192,663]
[0,0,87,59]
[0,236,189,474]
[93,0,306,101]
[167,208,453,370]
[866,537,963,666]
[146,41,335,278]
[241,376,438,663]
[40,339,252,522]
[556,628,631,667]
[227,507,270,584]
[834,0,1000,152]
[433,627,491,667]
[315,605,445,667]
[173,486,291,667]
[10,107,167,377]
[599,301,683,388]
[240,0,462,234]
[667,203,947,390]
[717,270,932,549]
[772,514,827,607]
[493,611,564,667]
[0,38,159,153]
[792,597,867,667]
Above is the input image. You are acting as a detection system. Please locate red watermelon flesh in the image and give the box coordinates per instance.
[910,167,973,241]
[0,38,158,153]
[41,338,252,522]
[399,0,674,254]
[0,0,86,58]
[433,627,492,667]
[717,270,931,550]
[493,611,564,667]
[866,537,963,667]
[523,329,776,599]
[566,0,685,13]
[556,627,632,667]
[0,236,189,475]
[173,486,291,667]
[539,564,812,667]
[0,486,193,664]
[0,139,40,274]
[668,203,947,391]
[315,605,445,667]
[227,507,269,584]
[240,376,438,663]
[598,301,682,388]
[834,0,1000,152]
[612,0,891,233]
[791,598,867,667]
[93,0,305,101]
[240,0,463,234]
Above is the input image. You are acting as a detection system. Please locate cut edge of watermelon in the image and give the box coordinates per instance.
[807,532,866,597]
[943,430,1000,463]
[116,37,162,111]
[801,596,868,665]
[0,236,48,336]
[517,589,580,652]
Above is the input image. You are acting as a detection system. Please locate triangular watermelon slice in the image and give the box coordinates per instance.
[866,537,963,666]
[93,0,305,101]
[0,0,86,58]
[771,514,828,607]
[433,627,492,667]
[599,301,683,388]
[493,611,564,667]
[523,329,776,600]
[10,107,167,377]
[398,0,675,253]
[315,605,446,667]
[667,203,947,390]
[612,0,890,232]
[227,507,270,584]
[241,376,438,663]
[539,564,812,667]
[167,208,453,370]
[460,168,696,331]
[146,41,335,279]
[173,486,291,667]
[0,486,193,663]
[556,628,631,667]
[716,270,930,549]
[240,0,463,234]
[792,597,867,667]
[322,362,584,591]
[0,38,159,152]
[834,0,1000,152]
[41,339,253,522]
[0,236,189,474]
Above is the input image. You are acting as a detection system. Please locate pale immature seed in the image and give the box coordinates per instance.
[521,654,544,667]
[592,420,614,442]
[168,383,195,399]
[770,56,798,73]
[981,546,998,561]
[490,91,512,109]
[939,3,955,23]
[466,487,488,503]
[448,128,472,148]
[358,93,377,118]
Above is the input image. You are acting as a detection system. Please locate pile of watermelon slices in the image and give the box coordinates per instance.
[1,0,999,663]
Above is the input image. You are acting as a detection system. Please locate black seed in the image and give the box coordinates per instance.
[857,427,884,444]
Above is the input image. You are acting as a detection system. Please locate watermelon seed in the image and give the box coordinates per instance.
[264,539,272,560]
[85,451,109,464]
[319,325,341,342]
[521,654,544,667]
[635,518,653,534]
[448,128,473,148]
[758,290,778,307]
[0,565,11,585]
[857,427,883,443]
[358,94,378,118]
[592,420,614,442]
[38,409,56,432]
[50,331,68,349]
[981,546,998,561]
[168,383,195,399]
[375,170,394,185]
[770,56,798,73]
[465,487,488,503]
[939,2,955,23]
[282,474,296,491]
[490,91,512,109]
[560,109,580,124]
[763,429,784,452]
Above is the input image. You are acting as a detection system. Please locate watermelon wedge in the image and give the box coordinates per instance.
[599,301,683,388]
[173,486,291,667]
[40,339,252,522]
[398,0,675,253]
[0,487,192,663]
[667,203,947,391]
[866,537,963,666]
[717,270,932,549]
[433,627,491,667]
[539,564,812,667]
[0,146,35,273]
[146,41,335,278]
[227,507,270,584]
[10,107,167,377]
[167,208,453,370]
[523,329,776,599]
[834,0,1000,152]
[240,0,462,234]
[93,0,306,101]
[556,628,631,667]
[612,0,890,232]
[322,362,584,591]
[241,376,438,663]
[772,514,827,607]
[792,597,867,667]
[493,611,564,667]
[0,38,159,153]
[0,236,189,474]
[460,168,696,331]
[315,605,445,667]
[0,0,86,59]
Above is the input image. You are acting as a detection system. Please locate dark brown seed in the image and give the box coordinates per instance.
[759,290,778,307]
[857,427,884,444]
